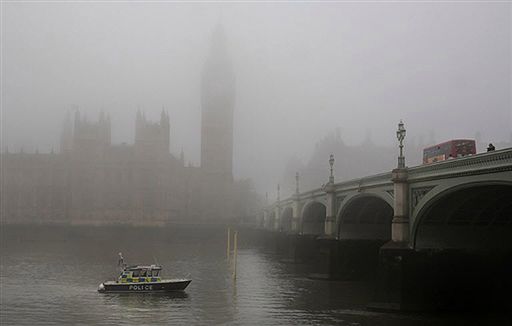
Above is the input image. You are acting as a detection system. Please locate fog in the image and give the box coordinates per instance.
[2,2,511,194]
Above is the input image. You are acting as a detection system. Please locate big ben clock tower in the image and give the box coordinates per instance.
[200,24,235,219]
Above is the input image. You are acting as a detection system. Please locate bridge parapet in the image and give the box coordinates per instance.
[407,147,512,181]
[332,172,392,193]
[295,188,325,201]
[269,172,394,209]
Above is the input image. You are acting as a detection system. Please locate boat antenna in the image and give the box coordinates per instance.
[152,255,159,266]
[118,252,126,272]
[118,252,124,267]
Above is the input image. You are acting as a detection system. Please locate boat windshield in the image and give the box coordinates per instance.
[123,265,161,277]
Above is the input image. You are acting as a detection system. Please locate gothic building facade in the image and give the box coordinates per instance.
[1,26,236,226]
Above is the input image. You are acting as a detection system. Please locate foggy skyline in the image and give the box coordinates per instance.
[2,2,511,192]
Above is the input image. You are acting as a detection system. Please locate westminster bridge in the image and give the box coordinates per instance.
[259,146,512,311]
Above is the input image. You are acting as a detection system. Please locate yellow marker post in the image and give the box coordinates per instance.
[233,230,238,280]
[227,227,231,261]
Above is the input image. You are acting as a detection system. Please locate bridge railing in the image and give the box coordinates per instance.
[407,147,512,181]
[265,171,393,210]
[331,171,392,192]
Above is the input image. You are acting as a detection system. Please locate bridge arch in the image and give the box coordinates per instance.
[301,201,326,236]
[336,192,393,240]
[411,181,512,250]
[279,207,293,232]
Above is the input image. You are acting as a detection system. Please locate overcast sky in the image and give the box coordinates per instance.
[2,2,511,192]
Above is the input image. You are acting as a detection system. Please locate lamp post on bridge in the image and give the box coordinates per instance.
[396,120,406,169]
[329,154,335,184]
[292,172,301,233]
[324,154,336,237]
[295,172,300,195]
[263,192,269,229]
[275,184,281,231]
[391,119,409,243]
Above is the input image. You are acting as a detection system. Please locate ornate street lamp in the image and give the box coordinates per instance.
[295,172,300,195]
[396,120,406,168]
[329,154,335,183]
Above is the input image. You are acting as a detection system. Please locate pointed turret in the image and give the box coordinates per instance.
[134,108,170,155]
[160,107,169,127]
[61,110,74,152]
[161,108,170,153]
[135,109,143,142]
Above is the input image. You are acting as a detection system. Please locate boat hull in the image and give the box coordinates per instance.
[98,280,191,293]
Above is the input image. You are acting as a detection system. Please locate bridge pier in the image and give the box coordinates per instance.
[369,245,512,311]
[275,232,292,256]
[390,168,409,242]
[370,167,417,310]
[324,183,336,236]
[291,195,301,233]
[293,234,319,263]
[334,239,385,280]
[274,206,280,231]
[262,210,269,229]
[369,243,422,311]
[305,238,386,280]
[272,232,319,264]
[271,233,388,281]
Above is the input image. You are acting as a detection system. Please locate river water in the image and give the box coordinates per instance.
[0,225,509,325]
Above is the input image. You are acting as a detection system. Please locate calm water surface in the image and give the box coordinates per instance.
[0,225,508,325]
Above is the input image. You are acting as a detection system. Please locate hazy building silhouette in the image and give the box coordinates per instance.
[1,26,239,225]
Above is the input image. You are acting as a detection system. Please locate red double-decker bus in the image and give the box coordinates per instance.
[423,139,476,164]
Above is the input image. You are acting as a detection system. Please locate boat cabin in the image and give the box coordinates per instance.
[118,264,162,283]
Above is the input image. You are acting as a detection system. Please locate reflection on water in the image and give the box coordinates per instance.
[0,225,510,325]
[102,292,190,307]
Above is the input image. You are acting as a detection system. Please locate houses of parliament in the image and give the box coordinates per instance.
[1,26,237,226]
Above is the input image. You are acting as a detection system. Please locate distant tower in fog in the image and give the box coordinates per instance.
[134,109,170,155]
[200,24,235,181]
[60,111,73,153]
[72,110,111,155]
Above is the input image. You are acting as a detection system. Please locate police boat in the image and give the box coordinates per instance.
[98,262,191,293]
